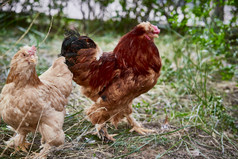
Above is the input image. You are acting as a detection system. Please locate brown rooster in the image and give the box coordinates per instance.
[61,22,162,141]
[0,46,73,157]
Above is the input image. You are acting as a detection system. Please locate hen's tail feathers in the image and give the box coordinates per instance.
[60,29,97,58]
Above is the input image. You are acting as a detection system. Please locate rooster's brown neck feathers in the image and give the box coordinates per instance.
[114,25,161,75]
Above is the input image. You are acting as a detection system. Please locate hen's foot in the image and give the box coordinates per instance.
[15,142,31,152]
[32,152,47,159]
[6,139,31,153]
[33,143,50,159]
[130,126,155,135]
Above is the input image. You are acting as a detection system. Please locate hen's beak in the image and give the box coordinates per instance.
[29,57,37,64]
[28,45,37,64]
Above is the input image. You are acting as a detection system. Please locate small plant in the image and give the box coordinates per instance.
[209,95,237,136]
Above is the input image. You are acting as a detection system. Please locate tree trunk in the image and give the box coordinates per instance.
[213,0,225,21]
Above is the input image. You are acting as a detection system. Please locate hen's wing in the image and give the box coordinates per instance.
[39,57,73,111]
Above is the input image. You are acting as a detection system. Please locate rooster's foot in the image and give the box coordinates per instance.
[126,114,155,135]
[98,129,116,142]
[130,126,155,135]
[96,124,117,142]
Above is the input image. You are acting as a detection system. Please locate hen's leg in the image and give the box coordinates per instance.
[95,124,116,142]
[126,114,155,135]
[6,133,30,152]
[34,143,51,159]
[37,113,65,158]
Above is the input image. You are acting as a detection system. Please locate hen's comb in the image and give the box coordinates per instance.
[31,45,36,51]
[152,25,160,34]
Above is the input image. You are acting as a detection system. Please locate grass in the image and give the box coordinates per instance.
[0,21,237,158]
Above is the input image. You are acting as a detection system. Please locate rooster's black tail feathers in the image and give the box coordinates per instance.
[64,29,80,38]
[61,29,96,58]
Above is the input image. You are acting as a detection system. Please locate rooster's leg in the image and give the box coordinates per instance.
[95,124,116,142]
[126,114,155,135]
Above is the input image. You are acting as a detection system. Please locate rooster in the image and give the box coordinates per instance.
[0,46,73,157]
[61,22,161,141]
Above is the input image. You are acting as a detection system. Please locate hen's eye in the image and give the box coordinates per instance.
[22,53,26,56]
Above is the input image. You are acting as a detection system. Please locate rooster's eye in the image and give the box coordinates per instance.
[22,53,26,56]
